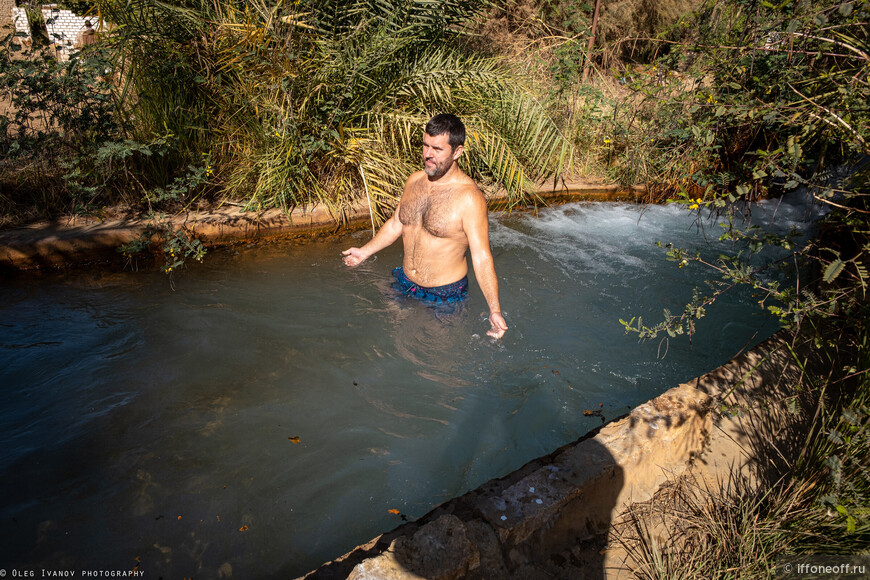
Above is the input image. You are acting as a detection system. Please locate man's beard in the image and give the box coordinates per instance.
[424,158,452,179]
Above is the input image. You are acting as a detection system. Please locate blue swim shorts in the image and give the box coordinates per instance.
[392,267,468,304]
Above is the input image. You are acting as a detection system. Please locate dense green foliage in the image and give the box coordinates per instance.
[1,0,576,225]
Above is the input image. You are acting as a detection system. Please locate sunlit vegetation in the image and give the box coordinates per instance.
[1,0,578,225]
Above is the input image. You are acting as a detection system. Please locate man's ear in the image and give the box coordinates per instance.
[451,144,464,161]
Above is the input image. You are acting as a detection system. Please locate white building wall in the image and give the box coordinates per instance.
[42,4,92,61]
[12,6,31,40]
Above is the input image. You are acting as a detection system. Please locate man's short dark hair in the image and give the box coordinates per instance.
[425,114,465,151]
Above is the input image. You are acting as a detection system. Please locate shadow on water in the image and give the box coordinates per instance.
[303,435,624,579]
[300,289,625,579]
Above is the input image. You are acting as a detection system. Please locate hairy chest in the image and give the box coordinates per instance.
[399,189,461,238]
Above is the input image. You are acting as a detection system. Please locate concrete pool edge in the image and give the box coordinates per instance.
[300,329,814,579]
[0,181,645,271]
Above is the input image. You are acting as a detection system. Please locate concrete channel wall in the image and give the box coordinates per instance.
[0,202,370,271]
[299,331,811,579]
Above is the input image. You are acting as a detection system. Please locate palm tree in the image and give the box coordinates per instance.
[96,0,575,220]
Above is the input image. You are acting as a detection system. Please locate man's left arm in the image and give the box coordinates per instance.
[464,191,508,339]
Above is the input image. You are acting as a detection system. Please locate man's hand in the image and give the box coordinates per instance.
[487,311,508,339]
[342,247,368,267]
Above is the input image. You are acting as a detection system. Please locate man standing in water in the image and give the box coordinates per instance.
[342,114,508,339]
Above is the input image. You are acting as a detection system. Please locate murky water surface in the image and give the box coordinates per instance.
[0,197,820,577]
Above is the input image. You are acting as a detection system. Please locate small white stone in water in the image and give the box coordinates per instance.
[528,486,535,493]
[535,499,543,504]
[500,515,507,521]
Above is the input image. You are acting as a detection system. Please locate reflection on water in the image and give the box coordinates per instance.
[0,197,820,578]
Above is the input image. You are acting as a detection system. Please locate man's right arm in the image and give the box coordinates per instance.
[342,210,403,267]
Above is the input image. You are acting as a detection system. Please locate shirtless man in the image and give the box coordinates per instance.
[342,114,508,339]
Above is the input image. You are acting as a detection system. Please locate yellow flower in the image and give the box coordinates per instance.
[604,138,612,144]
[689,202,699,210]
[679,259,688,268]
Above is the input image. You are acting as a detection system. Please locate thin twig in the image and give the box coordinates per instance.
[787,82,870,155]
[813,194,870,214]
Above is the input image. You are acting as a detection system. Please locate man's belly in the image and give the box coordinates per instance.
[402,231,468,287]
[402,256,468,288]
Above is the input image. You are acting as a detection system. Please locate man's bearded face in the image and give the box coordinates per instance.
[422,132,460,179]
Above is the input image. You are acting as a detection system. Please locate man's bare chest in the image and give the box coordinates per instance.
[399,189,461,239]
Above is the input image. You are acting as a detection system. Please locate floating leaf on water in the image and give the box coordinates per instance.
[388,509,400,515]
[289,436,301,444]
[823,259,845,283]
[239,525,248,532]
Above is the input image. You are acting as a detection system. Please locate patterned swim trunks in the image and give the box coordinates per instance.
[392,267,469,303]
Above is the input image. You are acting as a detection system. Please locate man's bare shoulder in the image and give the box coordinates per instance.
[405,170,428,189]
[453,173,486,206]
